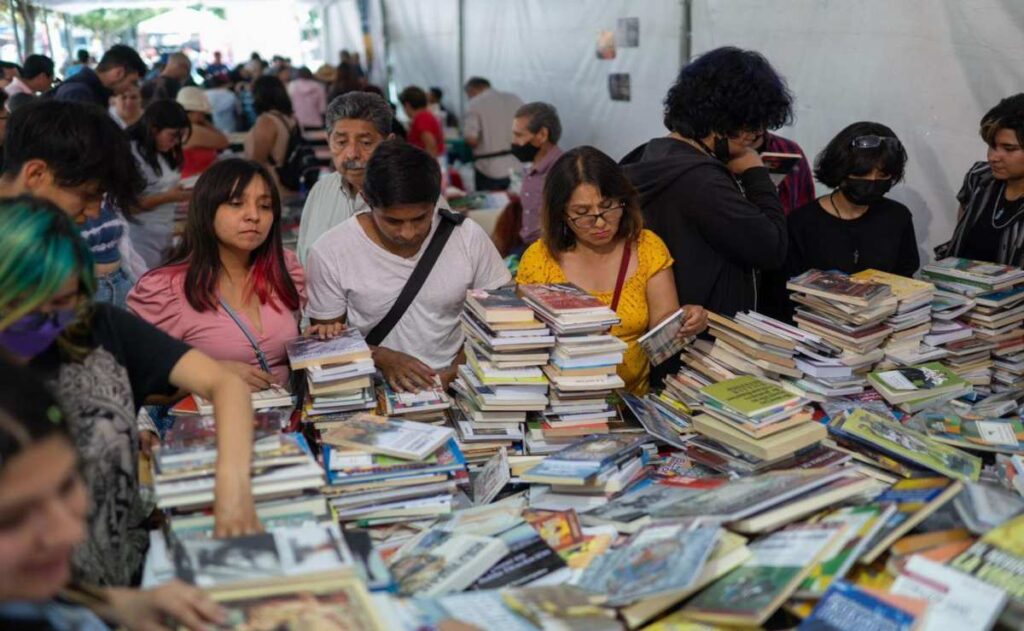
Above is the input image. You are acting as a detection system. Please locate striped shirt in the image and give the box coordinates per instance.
[943,161,1024,265]
[80,201,124,265]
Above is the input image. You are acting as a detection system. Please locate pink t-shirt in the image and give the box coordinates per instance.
[127,250,306,385]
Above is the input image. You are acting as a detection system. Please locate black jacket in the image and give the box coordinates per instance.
[50,67,112,108]
[621,137,788,317]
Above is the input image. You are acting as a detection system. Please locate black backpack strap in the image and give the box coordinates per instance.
[366,209,465,347]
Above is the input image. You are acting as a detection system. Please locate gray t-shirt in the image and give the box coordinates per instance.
[306,212,511,369]
[464,88,523,180]
[296,172,368,265]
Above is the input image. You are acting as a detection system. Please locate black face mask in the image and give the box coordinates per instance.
[511,142,540,163]
[840,178,893,205]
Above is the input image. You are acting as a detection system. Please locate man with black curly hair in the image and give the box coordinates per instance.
[622,47,793,328]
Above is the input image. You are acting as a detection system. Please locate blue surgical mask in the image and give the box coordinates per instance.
[0,309,77,360]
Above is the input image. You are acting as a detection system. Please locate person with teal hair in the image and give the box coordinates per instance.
[0,196,261,588]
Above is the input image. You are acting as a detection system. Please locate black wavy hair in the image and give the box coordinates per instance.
[663,46,794,139]
[127,99,190,175]
[3,100,144,210]
[814,121,908,187]
[981,94,1024,148]
[362,139,440,208]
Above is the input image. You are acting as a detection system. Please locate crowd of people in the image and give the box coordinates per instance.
[0,38,1022,628]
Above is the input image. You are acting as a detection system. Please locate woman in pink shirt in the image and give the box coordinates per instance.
[128,158,309,389]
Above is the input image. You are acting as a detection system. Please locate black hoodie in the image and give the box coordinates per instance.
[621,137,787,317]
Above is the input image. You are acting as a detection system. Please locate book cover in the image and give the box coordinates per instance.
[518,283,606,312]
[466,286,535,323]
[891,555,1007,631]
[684,523,844,626]
[522,508,585,552]
[950,512,1024,603]
[913,410,1024,452]
[582,482,716,530]
[621,393,691,450]
[470,523,566,590]
[788,269,892,305]
[159,409,291,459]
[797,504,893,598]
[868,362,968,398]
[800,581,922,631]
[472,447,510,506]
[638,307,691,365]
[833,408,981,482]
[699,375,802,419]
[389,529,509,596]
[213,575,385,630]
[861,477,962,564]
[285,329,371,370]
[577,524,720,606]
[319,413,454,461]
[851,269,934,302]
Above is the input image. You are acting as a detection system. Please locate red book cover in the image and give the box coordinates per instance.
[519,283,605,312]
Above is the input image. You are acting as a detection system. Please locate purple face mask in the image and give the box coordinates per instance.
[0,309,77,360]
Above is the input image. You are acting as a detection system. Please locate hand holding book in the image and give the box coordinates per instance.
[678,305,709,339]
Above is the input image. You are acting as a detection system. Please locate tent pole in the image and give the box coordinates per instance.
[680,0,692,65]
[457,0,465,118]
[9,0,23,61]
[43,7,54,58]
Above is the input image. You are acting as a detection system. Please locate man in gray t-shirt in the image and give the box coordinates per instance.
[306,140,510,392]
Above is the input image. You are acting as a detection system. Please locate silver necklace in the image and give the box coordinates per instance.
[829,192,862,265]
[992,184,1024,229]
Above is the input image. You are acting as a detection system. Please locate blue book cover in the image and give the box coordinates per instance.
[800,581,917,630]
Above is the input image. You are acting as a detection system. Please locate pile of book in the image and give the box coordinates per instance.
[519,284,627,449]
[921,258,1024,392]
[851,268,938,366]
[519,433,650,501]
[867,361,974,414]
[319,413,468,527]
[152,409,325,516]
[453,287,553,456]
[287,329,376,428]
[788,269,897,372]
[377,379,453,423]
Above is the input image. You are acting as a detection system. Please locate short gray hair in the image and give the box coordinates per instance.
[515,101,562,144]
[325,91,393,136]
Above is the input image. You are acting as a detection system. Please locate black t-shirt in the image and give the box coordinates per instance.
[959,192,1024,263]
[30,303,190,587]
[786,197,920,277]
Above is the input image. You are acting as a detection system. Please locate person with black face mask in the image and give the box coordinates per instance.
[765,121,918,321]
[511,101,563,249]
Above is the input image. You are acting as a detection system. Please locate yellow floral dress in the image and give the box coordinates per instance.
[516,229,674,395]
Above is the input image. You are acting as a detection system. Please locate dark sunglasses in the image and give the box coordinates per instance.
[850,135,902,151]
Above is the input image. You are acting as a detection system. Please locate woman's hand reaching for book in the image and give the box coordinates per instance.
[677,305,708,338]
[105,580,226,631]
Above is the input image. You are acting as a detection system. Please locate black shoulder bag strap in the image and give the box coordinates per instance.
[365,209,466,347]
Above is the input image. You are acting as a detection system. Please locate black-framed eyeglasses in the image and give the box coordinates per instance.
[851,135,902,151]
[566,203,625,229]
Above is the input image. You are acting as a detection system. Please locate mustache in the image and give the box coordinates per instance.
[342,160,367,170]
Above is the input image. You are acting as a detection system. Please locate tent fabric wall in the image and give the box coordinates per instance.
[322,0,366,67]
[382,0,460,104]
[691,0,1024,263]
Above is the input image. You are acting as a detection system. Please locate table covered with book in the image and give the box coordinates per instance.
[138,257,1024,630]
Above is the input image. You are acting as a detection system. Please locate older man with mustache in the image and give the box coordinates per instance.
[296,91,394,264]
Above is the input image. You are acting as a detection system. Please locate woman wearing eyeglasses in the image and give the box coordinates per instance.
[785,122,918,279]
[515,146,708,394]
[941,95,1024,265]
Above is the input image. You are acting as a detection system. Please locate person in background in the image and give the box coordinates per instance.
[306,140,510,392]
[129,159,324,391]
[53,45,146,107]
[0,359,229,630]
[942,94,1024,266]
[328,61,360,102]
[288,66,327,129]
[621,46,792,318]
[516,147,707,394]
[0,100,141,224]
[109,83,143,129]
[177,86,229,178]
[206,50,229,77]
[399,86,444,158]
[0,61,19,90]
[64,48,90,78]
[0,197,259,587]
[126,99,192,269]
[141,51,191,105]
[4,54,53,97]
[296,91,393,264]
[428,86,459,130]
[244,75,298,191]
[463,77,523,191]
[351,52,366,82]
[205,73,240,133]
[756,131,816,214]
[512,101,563,249]
[788,122,917,277]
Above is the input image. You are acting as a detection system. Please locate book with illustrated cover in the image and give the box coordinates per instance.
[472,447,510,506]
[518,283,607,313]
[389,529,509,596]
[868,362,970,403]
[577,524,720,606]
[621,392,691,449]
[699,375,803,420]
[171,385,294,416]
[471,522,567,590]
[319,413,454,461]
[638,307,691,365]
[891,555,1007,631]
[787,269,893,306]
[155,432,310,481]
[911,409,1024,453]
[582,481,719,532]
[922,257,1024,286]
[795,504,895,598]
[285,329,372,370]
[860,477,963,564]
[801,581,924,631]
[683,523,845,626]
[951,513,1024,603]
[378,380,452,415]
[831,408,981,481]
[522,508,585,552]
[851,268,935,302]
[466,286,536,323]
[159,409,291,460]
[760,152,802,186]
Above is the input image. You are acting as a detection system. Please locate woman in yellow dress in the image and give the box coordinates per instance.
[516,145,707,394]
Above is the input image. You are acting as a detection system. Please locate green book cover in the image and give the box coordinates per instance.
[835,409,981,482]
[684,523,842,625]
[867,362,969,398]
[796,504,889,598]
[699,375,799,418]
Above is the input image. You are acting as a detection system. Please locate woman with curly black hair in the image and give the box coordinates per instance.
[621,46,793,328]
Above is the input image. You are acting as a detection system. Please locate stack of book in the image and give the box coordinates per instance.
[866,362,974,414]
[518,434,650,499]
[788,269,898,371]
[287,330,376,428]
[153,410,324,515]
[377,379,452,424]
[518,284,626,448]
[319,414,467,526]
[692,375,826,463]
[452,287,553,453]
[169,384,294,416]
[921,258,1024,392]
[851,269,937,365]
